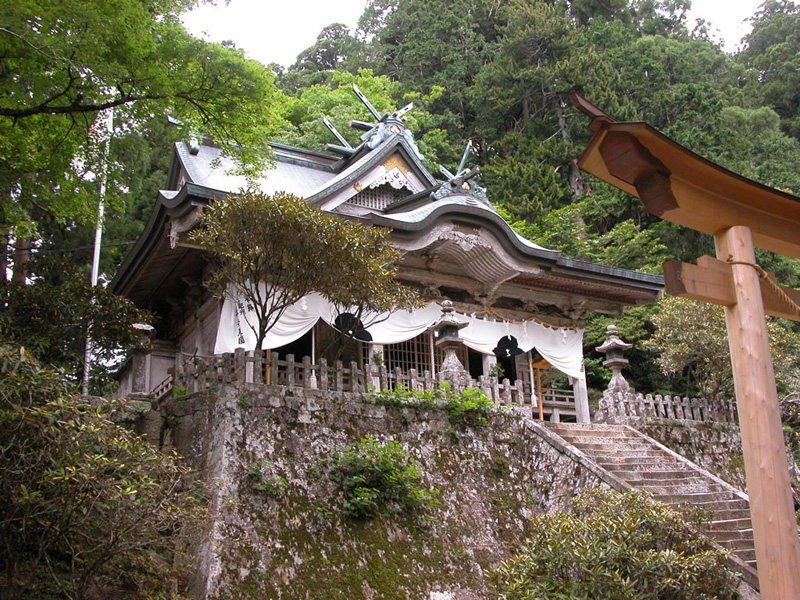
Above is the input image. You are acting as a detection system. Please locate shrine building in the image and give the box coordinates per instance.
[112,88,663,421]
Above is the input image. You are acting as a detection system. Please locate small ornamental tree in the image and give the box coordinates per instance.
[492,489,740,600]
[190,189,419,352]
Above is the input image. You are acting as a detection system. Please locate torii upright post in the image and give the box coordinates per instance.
[715,226,800,598]
[572,91,800,599]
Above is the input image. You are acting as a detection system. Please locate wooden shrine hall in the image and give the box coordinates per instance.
[112,86,663,422]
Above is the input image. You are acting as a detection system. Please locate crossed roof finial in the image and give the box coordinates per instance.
[320,84,422,159]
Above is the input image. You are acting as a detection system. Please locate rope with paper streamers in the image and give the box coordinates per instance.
[451,305,579,331]
[727,259,800,319]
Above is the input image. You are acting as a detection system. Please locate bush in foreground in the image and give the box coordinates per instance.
[0,344,208,599]
[493,488,740,600]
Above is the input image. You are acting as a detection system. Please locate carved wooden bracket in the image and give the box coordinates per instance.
[599,131,678,216]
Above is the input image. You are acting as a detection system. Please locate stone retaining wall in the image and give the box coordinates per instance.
[162,383,606,600]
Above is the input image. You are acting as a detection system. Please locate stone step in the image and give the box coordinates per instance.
[693,498,750,511]
[737,548,757,562]
[708,517,752,531]
[611,468,697,481]
[556,434,645,444]
[594,456,682,467]
[549,425,640,440]
[654,491,740,505]
[620,474,707,487]
[710,528,754,543]
[569,438,654,451]
[717,537,755,551]
[636,482,730,496]
[591,449,678,460]
[708,507,752,522]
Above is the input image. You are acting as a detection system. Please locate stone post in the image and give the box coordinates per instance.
[126,323,156,397]
[595,324,635,424]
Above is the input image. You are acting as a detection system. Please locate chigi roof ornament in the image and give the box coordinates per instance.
[320,84,425,160]
[433,140,492,209]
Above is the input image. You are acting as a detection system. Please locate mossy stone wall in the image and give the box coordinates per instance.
[167,384,607,600]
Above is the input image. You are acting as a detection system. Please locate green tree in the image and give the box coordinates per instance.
[492,488,739,599]
[190,189,419,352]
[0,0,289,253]
[646,295,800,400]
[0,343,208,599]
[706,105,800,196]
[359,0,500,140]
[291,23,366,73]
[739,0,800,139]
[0,255,150,394]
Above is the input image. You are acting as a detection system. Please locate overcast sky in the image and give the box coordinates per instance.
[182,0,764,69]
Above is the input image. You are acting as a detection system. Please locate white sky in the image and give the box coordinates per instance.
[182,0,764,69]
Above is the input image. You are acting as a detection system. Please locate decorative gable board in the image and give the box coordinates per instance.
[318,153,427,212]
[347,183,410,211]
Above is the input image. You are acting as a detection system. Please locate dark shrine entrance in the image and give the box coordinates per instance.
[273,328,312,361]
[493,335,521,381]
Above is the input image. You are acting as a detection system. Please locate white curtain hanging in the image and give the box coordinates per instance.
[214,288,585,378]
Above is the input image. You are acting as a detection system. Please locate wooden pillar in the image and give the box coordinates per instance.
[715,225,800,598]
[535,367,544,421]
[482,352,497,376]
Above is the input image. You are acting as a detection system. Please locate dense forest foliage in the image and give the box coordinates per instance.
[3,0,800,399]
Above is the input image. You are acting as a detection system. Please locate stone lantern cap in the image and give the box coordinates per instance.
[429,300,468,346]
[131,322,156,351]
[595,324,632,354]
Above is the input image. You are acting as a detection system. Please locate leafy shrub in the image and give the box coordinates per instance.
[443,384,495,427]
[0,342,208,599]
[371,383,439,410]
[0,255,151,394]
[330,435,439,520]
[492,488,739,600]
[370,382,495,427]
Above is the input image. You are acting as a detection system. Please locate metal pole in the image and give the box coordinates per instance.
[82,109,113,397]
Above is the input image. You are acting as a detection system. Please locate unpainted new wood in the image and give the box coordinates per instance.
[715,226,800,600]
[663,255,800,322]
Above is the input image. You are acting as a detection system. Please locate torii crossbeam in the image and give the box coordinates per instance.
[572,91,800,599]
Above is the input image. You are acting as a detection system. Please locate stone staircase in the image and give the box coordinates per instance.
[546,422,759,587]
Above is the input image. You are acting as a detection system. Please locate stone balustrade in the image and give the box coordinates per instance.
[600,390,737,424]
[166,349,575,419]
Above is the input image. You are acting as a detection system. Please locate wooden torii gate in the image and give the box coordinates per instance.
[571,92,800,599]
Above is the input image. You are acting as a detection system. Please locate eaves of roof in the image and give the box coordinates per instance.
[110,182,226,296]
[365,202,664,293]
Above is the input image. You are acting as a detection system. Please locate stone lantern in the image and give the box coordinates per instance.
[428,300,471,390]
[596,324,632,369]
[127,323,156,396]
[594,324,634,423]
